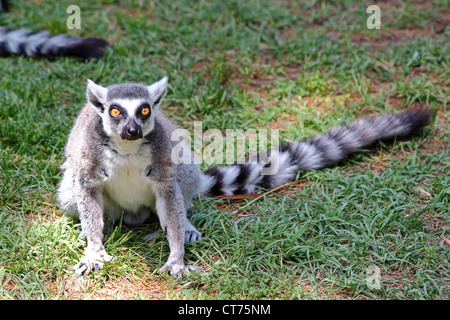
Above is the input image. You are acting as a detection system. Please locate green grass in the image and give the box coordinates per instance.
[0,0,449,299]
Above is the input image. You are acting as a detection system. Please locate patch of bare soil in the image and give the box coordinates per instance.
[48,276,170,300]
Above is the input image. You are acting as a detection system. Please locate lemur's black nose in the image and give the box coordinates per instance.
[122,119,143,140]
[126,127,138,136]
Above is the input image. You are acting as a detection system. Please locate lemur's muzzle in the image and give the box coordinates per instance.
[121,119,143,140]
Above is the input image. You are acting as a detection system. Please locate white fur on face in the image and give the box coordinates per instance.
[109,98,146,116]
[102,98,155,141]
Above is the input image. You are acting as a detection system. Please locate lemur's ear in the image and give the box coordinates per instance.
[86,79,108,113]
[148,76,168,108]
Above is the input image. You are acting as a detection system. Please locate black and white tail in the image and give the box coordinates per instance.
[199,108,432,197]
[0,26,108,59]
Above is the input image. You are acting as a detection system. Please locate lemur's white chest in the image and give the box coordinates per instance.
[102,144,155,213]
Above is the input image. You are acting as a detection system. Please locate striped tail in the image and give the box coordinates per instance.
[0,27,108,59]
[199,108,432,197]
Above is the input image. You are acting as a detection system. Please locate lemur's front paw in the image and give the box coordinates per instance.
[184,220,202,243]
[185,229,202,243]
[73,249,116,276]
[160,261,200,281]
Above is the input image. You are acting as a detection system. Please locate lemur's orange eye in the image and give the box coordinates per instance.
[141,107,150,116]
[110,107,121,117]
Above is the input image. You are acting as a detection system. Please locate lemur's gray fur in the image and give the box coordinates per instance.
[58,77,431,279]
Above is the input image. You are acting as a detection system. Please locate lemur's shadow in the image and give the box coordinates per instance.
[68,207,204,275]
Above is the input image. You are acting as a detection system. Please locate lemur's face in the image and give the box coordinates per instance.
[86,77,168,141]
[105,97,153,141]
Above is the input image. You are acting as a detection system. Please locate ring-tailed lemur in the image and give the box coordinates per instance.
[57,77,431,279]
[0,0,108,59]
